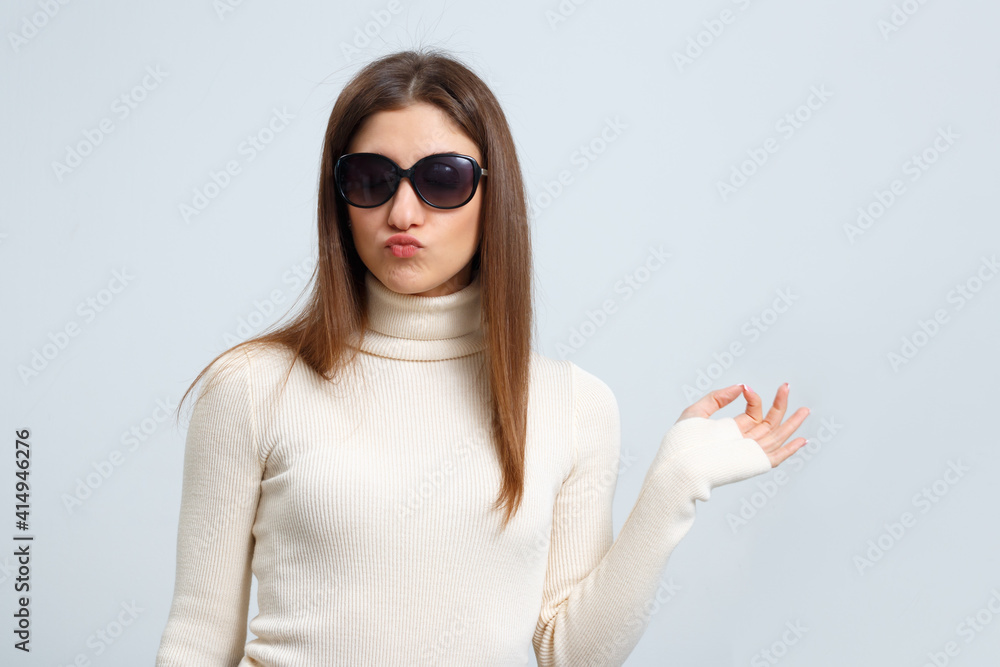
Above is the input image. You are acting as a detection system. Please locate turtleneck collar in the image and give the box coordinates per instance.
[351,269,486,361]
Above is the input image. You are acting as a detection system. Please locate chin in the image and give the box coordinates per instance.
[376,266,430,293]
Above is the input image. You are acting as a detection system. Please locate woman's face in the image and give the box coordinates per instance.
[344,102,484,298]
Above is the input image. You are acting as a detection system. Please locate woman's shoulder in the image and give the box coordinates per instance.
[528,350,612,391]
[527,349,571,384]
[200,341,302,398]
[204,341,294,374]
[527,350,617,410]
[240,340,300,369]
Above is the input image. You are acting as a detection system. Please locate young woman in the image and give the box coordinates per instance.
[155,48,810,666]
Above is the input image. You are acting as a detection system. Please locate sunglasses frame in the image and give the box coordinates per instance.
[334,152,489,210]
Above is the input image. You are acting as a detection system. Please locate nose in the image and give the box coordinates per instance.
[386,176,424,228]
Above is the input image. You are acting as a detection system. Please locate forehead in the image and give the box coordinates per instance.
[347,102,481,164]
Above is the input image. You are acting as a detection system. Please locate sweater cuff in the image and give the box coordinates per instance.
[644,416,773,497]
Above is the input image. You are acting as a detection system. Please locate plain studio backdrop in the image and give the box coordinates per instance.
[2,0,999,665]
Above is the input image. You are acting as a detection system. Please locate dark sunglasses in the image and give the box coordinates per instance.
[334,152,488,209]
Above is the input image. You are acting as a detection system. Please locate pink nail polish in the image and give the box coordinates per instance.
[742,383,754,393]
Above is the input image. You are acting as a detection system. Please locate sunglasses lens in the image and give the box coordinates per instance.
[412,155,476,208]
[338,154,396,207]
[337,153,480,208]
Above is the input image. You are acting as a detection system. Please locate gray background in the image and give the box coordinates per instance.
[3,0,999,664]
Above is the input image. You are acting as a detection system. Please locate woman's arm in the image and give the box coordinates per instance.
[156,348,263,666]
[533,364,794,667]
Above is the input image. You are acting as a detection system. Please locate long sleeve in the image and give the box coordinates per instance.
[156,348,263,666]
[532,363,773,666]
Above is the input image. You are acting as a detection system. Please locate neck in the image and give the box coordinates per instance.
[350,269,486,361]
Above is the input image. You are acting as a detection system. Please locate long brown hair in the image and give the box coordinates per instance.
[174,48,534,530]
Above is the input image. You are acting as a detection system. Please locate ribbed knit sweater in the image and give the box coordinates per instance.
[155,268,774,666]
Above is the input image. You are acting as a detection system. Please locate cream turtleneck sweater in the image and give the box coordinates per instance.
[155,268,774,666]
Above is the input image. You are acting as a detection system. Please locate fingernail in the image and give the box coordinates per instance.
[742,383,754,393]
[785,382,790,391]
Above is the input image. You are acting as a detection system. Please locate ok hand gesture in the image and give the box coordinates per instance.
[677,383,810,468]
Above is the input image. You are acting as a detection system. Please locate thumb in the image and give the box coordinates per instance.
[678,383,743,421]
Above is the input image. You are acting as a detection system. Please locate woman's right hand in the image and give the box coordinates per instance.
[675,382,811,469]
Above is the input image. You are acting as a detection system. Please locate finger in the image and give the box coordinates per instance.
[757,407,811,453]
[733,384,763,432]
[746,382,791,442]
[767,436,808,467]
[743,384,763,422]
[677,384,743,421]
